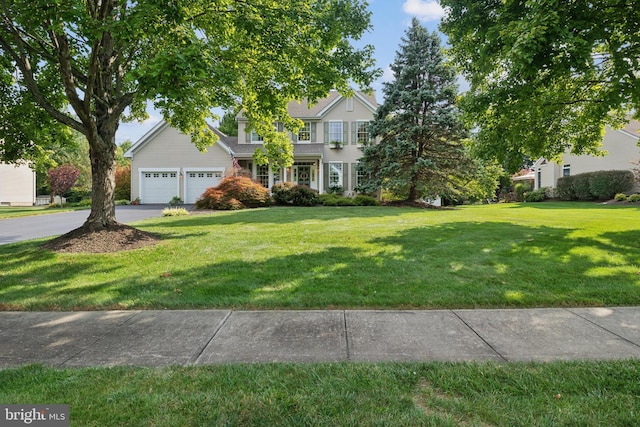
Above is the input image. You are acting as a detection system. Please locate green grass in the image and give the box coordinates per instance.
[0,205,87,219]
[2,202,640,310]
[1,360,639,426]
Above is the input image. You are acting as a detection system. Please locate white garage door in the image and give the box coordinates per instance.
[141,171,179,204]
[185,171,223,203]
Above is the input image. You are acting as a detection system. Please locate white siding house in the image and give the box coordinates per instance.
[534,120,640,192]
[0,162,36,206]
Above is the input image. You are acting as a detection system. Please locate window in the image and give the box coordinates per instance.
[563,164,571,177]
[329,121,343,143]
[329,162,343,188]
[346,97,354,111]
[250,130,264,143]
[256,164,269,188]
[298,123,311,142]
[356,121,370,146]
[355,162,365,189]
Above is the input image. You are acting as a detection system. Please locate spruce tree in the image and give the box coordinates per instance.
[358,18,473,202]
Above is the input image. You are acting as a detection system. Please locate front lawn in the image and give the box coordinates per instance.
[0,205,87,219]
[1,202,639,310]
[2,361,639,426]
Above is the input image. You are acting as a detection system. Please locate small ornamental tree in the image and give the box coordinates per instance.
[358,19,475,202]
[48,165,80,205]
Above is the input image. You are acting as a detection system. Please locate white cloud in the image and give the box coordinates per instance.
[402,0,445,21]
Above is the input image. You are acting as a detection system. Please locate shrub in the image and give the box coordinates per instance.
[162,207,190,216]
[289,185,319,206]
[115,165,131,201]
[169,196,183,206]
[336,197,357,206]
[196,176,271,210]
[271,182,297,205]
[215,176,271,208]
[318,194,340,206]
[353,195,379,206]
[514,182,532,202]
[523,188,547,202]
[327,185,344,195]
[614,193,628,201]
[557,170,635,200]
[115,199,130,205]
[628,194,640,202]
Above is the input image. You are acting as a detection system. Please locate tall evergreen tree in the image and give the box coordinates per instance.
[358,18,473,202]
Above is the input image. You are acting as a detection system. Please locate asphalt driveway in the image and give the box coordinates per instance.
[0,205,167,245]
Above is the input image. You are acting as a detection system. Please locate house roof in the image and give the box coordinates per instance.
[621,119,640,139]
[124,121,235,158]
[237,89,378,121]
[224,139,324,159]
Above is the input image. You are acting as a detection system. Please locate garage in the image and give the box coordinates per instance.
[140,170,179,204]
[185,170,223,203]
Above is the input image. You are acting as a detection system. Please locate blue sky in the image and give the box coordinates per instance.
[116,0,446,144]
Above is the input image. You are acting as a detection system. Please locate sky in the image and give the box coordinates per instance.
[115,0,446,145]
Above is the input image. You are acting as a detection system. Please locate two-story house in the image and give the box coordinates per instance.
[125,90,377,204]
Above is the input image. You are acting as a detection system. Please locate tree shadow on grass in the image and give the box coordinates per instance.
[2,220,639,310]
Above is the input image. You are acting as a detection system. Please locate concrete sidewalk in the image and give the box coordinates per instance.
[1,307,640,368]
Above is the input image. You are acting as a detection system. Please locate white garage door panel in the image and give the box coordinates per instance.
[186,171,222,203]
[142,171,178,204]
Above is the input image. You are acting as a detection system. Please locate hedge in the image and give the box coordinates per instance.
[556,170,634,200]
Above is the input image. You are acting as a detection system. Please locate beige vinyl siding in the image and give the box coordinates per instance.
[0,163,36,206]
[130,126,231,202]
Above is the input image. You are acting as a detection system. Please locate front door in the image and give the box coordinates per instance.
[297,166,311,186]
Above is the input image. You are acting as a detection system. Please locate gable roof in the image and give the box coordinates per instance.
[237,89,378,121]
[620,119,640,139]
[124,121,235,158]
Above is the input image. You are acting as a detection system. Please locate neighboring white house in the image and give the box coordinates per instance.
[125,90,378,204]
[534,119,640,192]
[0,162,36,206]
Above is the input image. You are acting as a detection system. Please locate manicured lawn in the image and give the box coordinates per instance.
[2,361,639,426]
[1,202,640,310]
[0,205,86,219]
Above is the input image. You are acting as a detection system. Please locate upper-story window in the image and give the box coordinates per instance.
[328,121,344,143]
[355,121,370,146]
[563,164,571,177]
[250,130,264,143]
[298,123,311,142]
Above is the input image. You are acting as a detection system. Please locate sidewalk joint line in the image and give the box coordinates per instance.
[189,310,233,365]
[566,308,640,350]
[451,310,509,362]
[343,310,351,361]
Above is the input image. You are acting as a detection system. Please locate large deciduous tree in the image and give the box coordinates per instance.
[0,0,378,236]
[357,18,473,202]
[440,0,640,171]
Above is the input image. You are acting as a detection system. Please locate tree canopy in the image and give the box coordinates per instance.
[440,0,640,171]
[357,18,475,202]
[0,0,378,234]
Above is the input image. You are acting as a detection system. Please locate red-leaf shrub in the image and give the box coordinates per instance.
[195,176,271,210]
[48,165,80,200]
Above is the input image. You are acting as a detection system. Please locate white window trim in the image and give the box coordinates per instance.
[328,161,343,188]
[355,120,370,147]
[328,120,344,143]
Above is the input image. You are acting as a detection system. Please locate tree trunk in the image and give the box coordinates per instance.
[82,121,120,231]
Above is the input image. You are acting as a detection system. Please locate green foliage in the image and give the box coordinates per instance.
[196,176,271,210]
[289,186,319,207]
[514,182,532,202]
[557,171,635,200]
[358,19,475,201]
[169,196,183,206]
[440,0,640,171]
[615,193,628,201]
[327,185,344,195]
[628,194,640,203]
[523,188,548,203]
[0,0,379,228]
[271,182,298,205]
[162,207,189,217]
[218,110,239,137]
[353,195,379,206]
